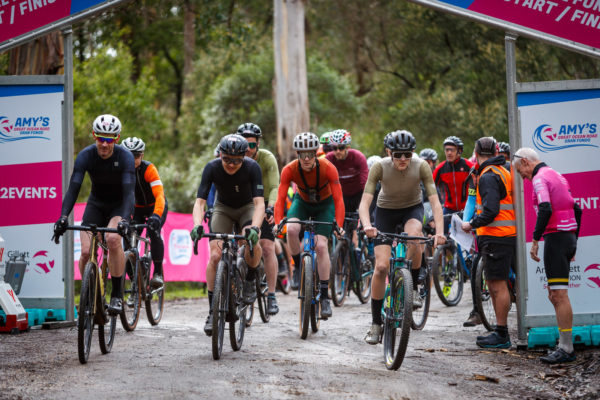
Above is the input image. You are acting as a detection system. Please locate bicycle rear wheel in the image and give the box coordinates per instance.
[98,275,117,354]
[229,264,246,351]
[212,260,227,359]
[256,263,271,323]
[432,246,463,306]
[330,242,349,307]
[144,257,164,325]
[299,255,312,339]
[383,267,413,370]
[276,240,292,295]
[78,263,96,364]
[475,259,496,331]
[120,254,141,331]
[412,255,432,331]
[353,240,373,304]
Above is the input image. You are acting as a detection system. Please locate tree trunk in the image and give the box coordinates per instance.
[183,0,196,99]
[8,32,64,75]
[273,0,310,164]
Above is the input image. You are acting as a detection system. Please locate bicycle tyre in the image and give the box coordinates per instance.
[78,263,96,364]
[330,241,349,307]
[120,254,141,331]
[244,301,254,327]
[411,255,431,331]
[276,240,292,295]
[98,270,117,354]
[432,246,463,306]
[310,265,320,333]
[383,267,413,370]
[145,257,165,325]
[256,263,271,323]
[475,258,496,332]
[353,240,373,304]
[212,260,227,360]
[299,255,312,339]
[229,264,246,351]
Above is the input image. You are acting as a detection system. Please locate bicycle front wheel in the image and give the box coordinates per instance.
[256,263,271,323]
[120,255,141,331]
[475,258,496,331]
[78,263,96,364]
[412,255,432,331]
[383,267,413,370]
[145,258,164,325]
[212,260,227,359]
[299,255,312,339]
[432,246,463,306]
[330,242,349,307]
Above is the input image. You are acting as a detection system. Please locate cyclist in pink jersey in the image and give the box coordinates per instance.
[513,147,582,364]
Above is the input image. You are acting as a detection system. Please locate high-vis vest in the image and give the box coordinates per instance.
[475,165,516,237]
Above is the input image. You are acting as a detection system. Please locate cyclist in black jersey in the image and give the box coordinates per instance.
[53,114,135,315]
[191,134,265,336]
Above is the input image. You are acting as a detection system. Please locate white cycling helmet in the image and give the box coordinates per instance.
[93,114,122,136]
[366,155,382,169]
[329,129,351,146]
[122,137,146,153]
[292,132,320,151]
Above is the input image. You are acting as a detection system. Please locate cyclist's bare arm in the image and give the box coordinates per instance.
[428,193,446,246]
[193,198,206,227]
[358,192,377,238]
[251,196,265,228]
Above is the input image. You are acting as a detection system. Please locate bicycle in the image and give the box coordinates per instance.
[330,212,374,306]
[54,224,123,364]
[275,237,292,294]
[377,231,432,370]
[474,257,517,331]
[120,223,165,331]
[194,232,252,360]
[254,259,270,323]
[276,218,339,340]
[411,247,433,331]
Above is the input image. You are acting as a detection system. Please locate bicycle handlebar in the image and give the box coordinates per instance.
[193,232,254,256]
[375,231,433,244]
[53,224,122,244]
[275,218,341,236]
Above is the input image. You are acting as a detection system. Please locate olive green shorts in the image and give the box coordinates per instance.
[210,201,254,239]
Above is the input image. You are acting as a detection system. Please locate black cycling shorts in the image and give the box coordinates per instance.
[480,242,515,281]
[374,203,424,246]
[82,199,124,227]
[343,191,363,213]
[260,216,275,241]
[543,231,576,290]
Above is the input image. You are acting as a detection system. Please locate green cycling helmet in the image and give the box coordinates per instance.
[320,132,331,144]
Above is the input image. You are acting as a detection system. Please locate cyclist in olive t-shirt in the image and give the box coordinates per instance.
[358,130,445,345]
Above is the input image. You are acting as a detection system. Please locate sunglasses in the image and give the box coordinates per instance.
[96,136,117,144]
[222,156,244,165]
[298,152,316,161]
[247,142,258,149]
[331,145,346,151]
[392,151,412,160]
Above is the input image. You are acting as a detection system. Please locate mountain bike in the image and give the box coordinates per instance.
[377,231,432,370]
[474,257,517,331]
[120,223,165,331]
[55,224,124,364]
[412,248,433,331]
[194,232,252,360]
[330,212,374,306]
[277,218,339,340]
[255,259,270,323]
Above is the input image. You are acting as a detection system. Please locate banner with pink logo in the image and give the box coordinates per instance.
[518,88,600,316]
[0,85,65,299]
[72,204,209,282]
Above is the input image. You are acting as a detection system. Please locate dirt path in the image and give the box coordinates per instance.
[0,290,598,399]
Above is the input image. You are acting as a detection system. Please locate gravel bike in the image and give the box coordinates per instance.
[377,231,432,370]
[194,232,252,360]
[330,212,374,306]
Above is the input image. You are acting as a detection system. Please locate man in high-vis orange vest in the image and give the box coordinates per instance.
[462,137,516,349]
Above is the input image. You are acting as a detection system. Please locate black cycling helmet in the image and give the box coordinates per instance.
[443,136,464,150]
[237,122,262,138]
[474,137,497,156]
[219,134,248,156]
[419,148,438,161]
[498,141,510,155]
[384,130,416,151]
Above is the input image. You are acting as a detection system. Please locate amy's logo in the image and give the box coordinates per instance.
[533,123,598,153]
[32,250,55,274]
[0,115,51,143]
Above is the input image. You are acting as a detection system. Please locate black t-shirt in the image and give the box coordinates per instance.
[197,157,264,208]
[61,144,135,218]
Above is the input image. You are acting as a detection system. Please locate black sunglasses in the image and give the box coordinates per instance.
[392,151,412,160]
[222,156,243,165]
[331,145,346,151]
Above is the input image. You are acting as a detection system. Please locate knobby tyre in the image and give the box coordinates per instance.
[353,240,373,303]
[475,258,496,331]
[330,241,349,307]
[78,263,96,364]
[276,240,292,295]
[432,246,463,306]
[229,261,246,351]
[98,273,116,354]
[310,264,320,333]
[383,268,413,370]
[120,254,141,331]
[299,255,312,339]
[212,260,227,359]
[256,262,271,323]
[411,254,432,330]
[145,257,164,325]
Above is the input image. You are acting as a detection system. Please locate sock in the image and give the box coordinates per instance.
[320,280,329,299]
[153,261,163,276]
[495,325,509,338]
[558,328,574,353]
[372,298,384,325]
[111,276,122,298]
[246,267,256,281]
[292,254,301,270]
[268,292,276,299]
[208,291,213,311]
[411,268,420,290]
